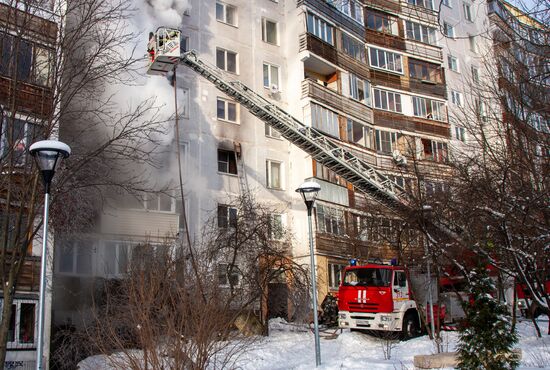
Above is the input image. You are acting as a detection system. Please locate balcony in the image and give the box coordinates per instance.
[365,0,401,14]
[374,110,450,138]
[10,256,41,292]
[409,78,446,98]
[297,0,365,39]
[400,1,438,25]
[365,29,406,51]
[404,39,443,63]
[299,33,370,81]
[301,79,374,124]
[0,76,54,119]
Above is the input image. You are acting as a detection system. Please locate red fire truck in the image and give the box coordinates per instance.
[338,263,465,338]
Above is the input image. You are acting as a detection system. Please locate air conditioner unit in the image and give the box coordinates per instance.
[392,150,407,166]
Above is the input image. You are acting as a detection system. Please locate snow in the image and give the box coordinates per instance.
[78,317,550,369]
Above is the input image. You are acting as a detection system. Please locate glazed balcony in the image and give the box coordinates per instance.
[404,39,443,63]
[301,79,374,124]
[297,0,365,39]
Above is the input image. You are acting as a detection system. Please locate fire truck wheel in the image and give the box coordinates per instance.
[401,313,420,340]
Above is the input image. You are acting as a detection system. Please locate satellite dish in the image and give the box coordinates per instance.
[269,84,279,94]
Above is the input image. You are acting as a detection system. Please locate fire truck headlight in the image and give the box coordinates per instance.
[339,313,347,320]
[380,315,392,322]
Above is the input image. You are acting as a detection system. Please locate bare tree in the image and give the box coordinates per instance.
[0,0,167,364]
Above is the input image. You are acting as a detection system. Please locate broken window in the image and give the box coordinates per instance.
[217,204,237,229]
[217,149,237,175]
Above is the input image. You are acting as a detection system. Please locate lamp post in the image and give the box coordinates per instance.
[29,140,71,370]
[295,181,321,367]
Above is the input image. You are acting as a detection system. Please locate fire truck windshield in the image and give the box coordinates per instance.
[343,268,392,287]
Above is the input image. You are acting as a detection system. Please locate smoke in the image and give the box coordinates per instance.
[144,0,190,28]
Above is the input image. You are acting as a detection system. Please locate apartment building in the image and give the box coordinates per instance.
[0,0,60,367]
[51,0,546,341]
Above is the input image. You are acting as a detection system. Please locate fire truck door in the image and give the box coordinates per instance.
[393,270,409,302]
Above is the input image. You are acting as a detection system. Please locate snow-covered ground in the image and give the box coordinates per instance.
[79,317,550,369]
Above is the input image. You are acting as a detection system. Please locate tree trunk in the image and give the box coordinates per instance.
[0,292,15,366]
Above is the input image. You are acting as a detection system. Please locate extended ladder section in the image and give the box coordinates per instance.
[180,51,411,212]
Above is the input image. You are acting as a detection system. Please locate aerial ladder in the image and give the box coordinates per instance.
[147,28,414,215]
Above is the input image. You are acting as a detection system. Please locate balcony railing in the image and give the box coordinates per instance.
[299,33,370,80]
[400,0,439,25]
[0,76,54,119]
[301,79,374,124]
[404,39,443,63]
[373,110,450,138]
[365,0,401,14]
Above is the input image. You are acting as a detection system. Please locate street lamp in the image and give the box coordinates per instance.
[295,181,321,367]
[29,140,71,370]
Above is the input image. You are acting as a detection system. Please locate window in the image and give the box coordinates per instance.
[405,21,437,45]
[307,13,334,45]
[146,193,174,212]
[266,160,282,189]
[448,55,459,72]
[104,241,131,276]
[58,239,93,275]
[341,33,366,63]
[373,88,402,113]
[262,18,278,45]
[3,300,36,347]
[217,97,238,122]
[349,74,371,106]
[450,90,463,106]
[471,66,479,83]
[0,33,53,87]
[216,1,237,26]
[216,48,237,73]
[409,59,443,83]
[347,119,374,149]
[328,263,346,289]
[407,0,435,10]
[263,62,280,90]
[180,35,189,53]
[310,103,339,138]
[218,204,237,228]
[1,117,42,166]
[217,263,239,286]
[443,22,455,38]
[463,2,472,21]
[469,35,477,53]
[366,11,397,35]
[375,129,401,154]
[421,139,448,162]
[265,123,281,138]
[369,47,403,73]
[333,0,364,24]
[442,0,452,7]
[268,214,284,240]
[412,96,447,121]
[316,204,345,236]
[455,126,466,142]
[218,149,237,174]
[477,100,488,121]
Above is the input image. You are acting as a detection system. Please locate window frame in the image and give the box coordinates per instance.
[447,54,460,72]
[268,213,285,241]
[346,118,374,149]
[463,2,473,21]
[405,20,437,45]
[2,299,38,349]
[215,47,238,73]
[216,1,237,26]
[316,204,346,236]
[57,239,94,276]
[265,123,282,139]
[443,22,455,38]
[263,62,280,90]
[266,159,283,190]
[217,204,237,229]
[217,263,240,287]
[103,241,133,277]
[216,97,238,123]
[349,73,372,106]
[328,262,346,289]
[306,13,334,45]
[262,17,279,45]
[373,88,403,113]
[369,47,404,74]
[217,149,238,175]
[451,90,463,107]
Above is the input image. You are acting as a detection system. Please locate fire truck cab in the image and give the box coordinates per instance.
[338,264,422,338]
[146,27,181,76]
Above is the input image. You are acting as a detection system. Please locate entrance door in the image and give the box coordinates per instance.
[267,283,289,320]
